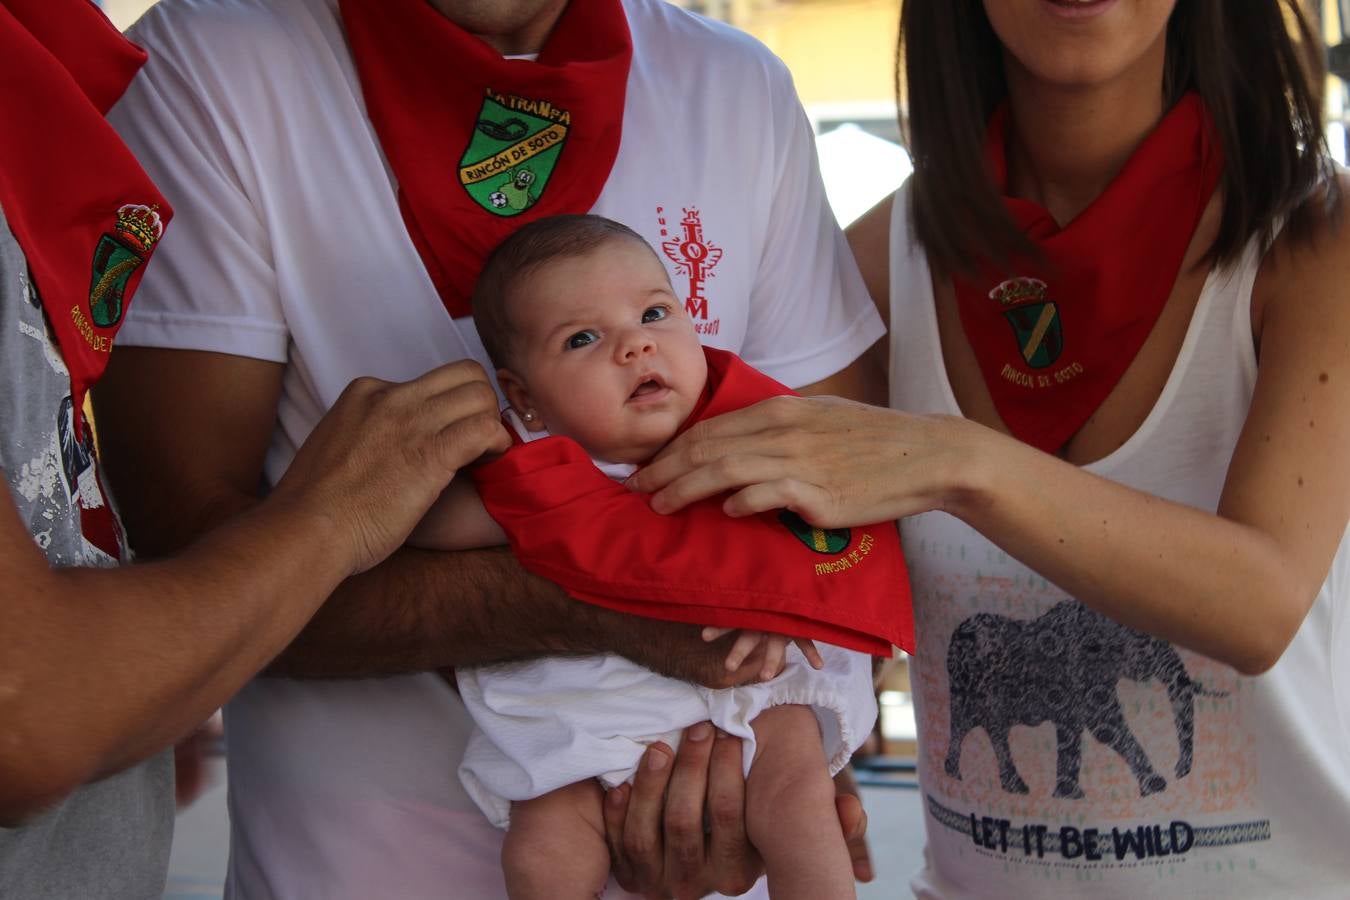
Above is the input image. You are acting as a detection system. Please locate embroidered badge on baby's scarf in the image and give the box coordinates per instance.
[340,0,631,319]
[0,0,172,433]
[953,92,1222,454]
[474,348,915,656]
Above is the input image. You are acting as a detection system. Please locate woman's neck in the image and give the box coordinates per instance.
[1002,43,1168,226]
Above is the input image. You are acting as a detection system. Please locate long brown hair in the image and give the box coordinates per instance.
[899,0,1334,275]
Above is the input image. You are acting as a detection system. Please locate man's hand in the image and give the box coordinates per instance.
[604,725,762,899]
[272,360,510,575]
[602,725,874,898]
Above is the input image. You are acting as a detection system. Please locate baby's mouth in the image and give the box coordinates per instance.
[629,376,667,399]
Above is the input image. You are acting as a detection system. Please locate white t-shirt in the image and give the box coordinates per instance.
[109,1,883,897]
[887,184,1350,898]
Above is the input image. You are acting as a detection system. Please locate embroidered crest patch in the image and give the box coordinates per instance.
[991,277,1063,369]
[459,90,570,216]
[779,510,851,555]
[88,203,163,328]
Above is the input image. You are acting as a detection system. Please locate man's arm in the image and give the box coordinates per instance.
[3,357,508,823]
[94,347,746,682]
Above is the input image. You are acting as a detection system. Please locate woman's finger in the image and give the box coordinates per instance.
[644,453,797,515]
[721,478,835,523]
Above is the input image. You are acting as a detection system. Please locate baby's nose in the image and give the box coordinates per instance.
[618,332,656,360]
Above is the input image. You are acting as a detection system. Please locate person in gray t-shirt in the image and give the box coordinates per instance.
[0,7,510,896]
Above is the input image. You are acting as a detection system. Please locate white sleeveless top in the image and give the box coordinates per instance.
[888,183,1350,898]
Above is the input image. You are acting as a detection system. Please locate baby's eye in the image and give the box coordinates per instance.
[565,330,598,350]
[641,305,669,323]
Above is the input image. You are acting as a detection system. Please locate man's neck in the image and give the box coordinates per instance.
[426,0,570,55]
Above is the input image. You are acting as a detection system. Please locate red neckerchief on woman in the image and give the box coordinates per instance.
[474,348,915,657]
[341,0,632,319]
[0,0,172,556]
[952,92,1222,454]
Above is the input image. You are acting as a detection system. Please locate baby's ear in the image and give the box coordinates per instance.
[497,368,545,432]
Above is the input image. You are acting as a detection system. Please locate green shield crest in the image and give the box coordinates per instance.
[778,510,851,555]
[458,96,569,216]
[1003,301,1063,369]
[89,234,144,328]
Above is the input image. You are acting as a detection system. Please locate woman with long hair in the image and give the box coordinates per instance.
[630,0,1350,895]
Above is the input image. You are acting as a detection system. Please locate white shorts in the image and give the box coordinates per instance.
[457,645,877,828]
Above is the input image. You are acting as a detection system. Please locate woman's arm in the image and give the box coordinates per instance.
[629,188,1350,676]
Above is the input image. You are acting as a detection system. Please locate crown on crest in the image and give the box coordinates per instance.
[988,276,1047,307]
[115,203,164,254]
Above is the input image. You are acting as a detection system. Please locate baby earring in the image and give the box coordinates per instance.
[521,411,537,422]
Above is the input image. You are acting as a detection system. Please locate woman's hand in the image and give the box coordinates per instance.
[627,395,982,527]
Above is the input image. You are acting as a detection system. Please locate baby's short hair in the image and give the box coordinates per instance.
[472,214,653,370]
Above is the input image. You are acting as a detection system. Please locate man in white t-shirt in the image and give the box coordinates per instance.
[96,0,885,897]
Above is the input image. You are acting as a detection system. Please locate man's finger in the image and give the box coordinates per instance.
[705,729,761,895]
[624,743,675,891]
[663,724,715,897]
[836,781,874,883]
[404,358,497,398]
[602,784,639,892]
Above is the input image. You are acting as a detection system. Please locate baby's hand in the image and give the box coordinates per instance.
[701,627,824,681]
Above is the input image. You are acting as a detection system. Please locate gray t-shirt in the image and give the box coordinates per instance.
[0,205,172,898]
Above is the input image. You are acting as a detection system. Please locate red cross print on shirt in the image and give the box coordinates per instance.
[658,206,723,337]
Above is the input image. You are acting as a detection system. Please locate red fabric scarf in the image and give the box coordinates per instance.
[0,0,172,557]
[953,93,1222,453]
[475,348,915,656]
[340,0,631,319]
[0,0,171,433]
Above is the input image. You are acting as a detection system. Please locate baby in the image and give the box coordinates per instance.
[412,214,892,899]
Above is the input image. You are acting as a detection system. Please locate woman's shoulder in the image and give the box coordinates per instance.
[1251,171,1350,341]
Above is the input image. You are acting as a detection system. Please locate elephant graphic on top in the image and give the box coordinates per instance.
[943,600,1223,800]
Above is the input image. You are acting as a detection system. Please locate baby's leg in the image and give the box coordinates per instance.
[747,704,856,900]
[502,780,610,900]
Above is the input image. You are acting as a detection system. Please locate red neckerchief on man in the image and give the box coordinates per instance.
[0,0,173,556]
[341,0,632,319]
[952,92,1222,454]
[475,348,915,656]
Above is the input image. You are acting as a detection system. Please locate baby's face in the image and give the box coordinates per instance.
[502,238,708,464]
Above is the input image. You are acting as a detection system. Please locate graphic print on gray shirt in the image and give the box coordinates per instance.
[0,204,172,899]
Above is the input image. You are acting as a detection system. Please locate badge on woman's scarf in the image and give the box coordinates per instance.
[341,0,632,319]
[953,92,1222,454]
[0,0,172,432]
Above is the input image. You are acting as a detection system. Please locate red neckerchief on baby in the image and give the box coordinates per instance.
[952,92,1222,454]
[0,0,173,557]
[0,0,171,429]
[474,348,915,656]
[340,0,632,319]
